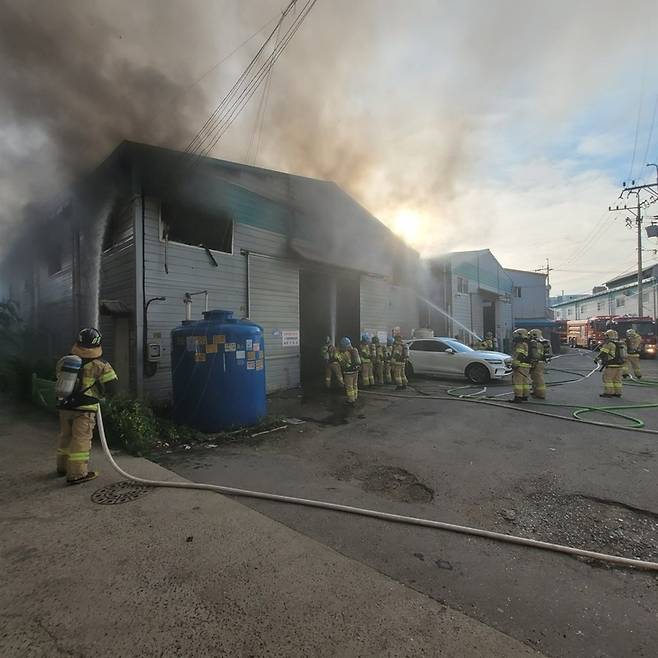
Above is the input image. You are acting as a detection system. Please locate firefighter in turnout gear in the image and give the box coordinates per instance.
[476,332,494,351]
[359,334,375,387]
[371,335,384,385]
[528,328,551,399]
[391,334,409,390]
[595,329,625,397]
[623,328,643,379]
[336,337,361,404]
[510,328,531,402]
[321,336,344,389]
[383,336,394,384]
[55,328,118,485]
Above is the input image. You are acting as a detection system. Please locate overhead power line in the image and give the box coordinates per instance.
[183,0,319,162]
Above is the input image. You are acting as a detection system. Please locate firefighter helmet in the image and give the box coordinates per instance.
[361,333,370,343]
[371,335,380,345]
[339,337,352,349]
[513,328,528,339]
[77,327,102,348]
[386,336,395,346]
[604,329,618,340]
[626,328,636,337]
[528,328,543,339]
[485,331,493,338]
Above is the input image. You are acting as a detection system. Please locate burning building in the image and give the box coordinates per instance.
[2,141,420,400]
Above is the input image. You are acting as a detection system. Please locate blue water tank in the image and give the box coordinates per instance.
[171,310,266,431]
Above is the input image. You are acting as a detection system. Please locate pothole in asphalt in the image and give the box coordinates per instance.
[334,455,434,503]
[497,491,658,564]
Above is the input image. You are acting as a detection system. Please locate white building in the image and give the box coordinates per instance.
[551,266,658,321]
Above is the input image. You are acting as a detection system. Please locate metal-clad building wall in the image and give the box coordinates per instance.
[360,275,420,338]
[250,256,300,391]
[99,201,136,389]
[142,198,299,401]
[35,266,75,358]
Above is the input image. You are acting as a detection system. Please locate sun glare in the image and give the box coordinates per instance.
[392,209,423,245]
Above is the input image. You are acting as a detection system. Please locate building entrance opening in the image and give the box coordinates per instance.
[299,269,360,387]
[483,300,496,338]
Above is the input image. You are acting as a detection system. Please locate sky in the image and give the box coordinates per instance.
[1,0,658,295]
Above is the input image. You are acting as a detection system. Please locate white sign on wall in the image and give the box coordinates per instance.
[282,330,300,347]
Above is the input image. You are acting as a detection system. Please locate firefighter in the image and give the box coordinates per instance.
[55,328,118,485]
[623,328,643,379]
[391,334,409,390]
[383,336,394,384]
[371,335,384,385]
[336,337,361,404]
[359,334,375,387]
[321,336,344,389]
[528,328,551,399]
[510,328,531,402]
[595,329,625,397]
[476,331,495,350]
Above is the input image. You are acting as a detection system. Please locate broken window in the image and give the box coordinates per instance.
[103,207,133,251]
[161,202,233,254]
[47,244,63,276]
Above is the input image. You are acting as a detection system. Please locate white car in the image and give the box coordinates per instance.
[406,337,512,384]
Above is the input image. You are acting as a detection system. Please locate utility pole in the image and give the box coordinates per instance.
[608,167,658,317]
[534,258,553,305]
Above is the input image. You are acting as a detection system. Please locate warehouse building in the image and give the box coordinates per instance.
[3,141,420,400]
[551,265,658,321]
[423,250,514,348]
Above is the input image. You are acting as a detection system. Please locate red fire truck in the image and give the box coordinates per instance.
[567,315,657,357]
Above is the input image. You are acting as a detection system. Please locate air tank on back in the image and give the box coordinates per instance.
[171,310,266,432]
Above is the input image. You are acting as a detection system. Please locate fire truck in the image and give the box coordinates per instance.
[567,315,657,357]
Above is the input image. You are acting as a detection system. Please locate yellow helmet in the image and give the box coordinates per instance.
[604,329,618,340]
[626,328,636,337]
[528,328,543,339]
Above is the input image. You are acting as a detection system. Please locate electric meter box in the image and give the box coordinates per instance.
[147,343,162,362]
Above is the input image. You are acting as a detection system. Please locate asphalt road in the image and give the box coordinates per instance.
[159,350,658,658]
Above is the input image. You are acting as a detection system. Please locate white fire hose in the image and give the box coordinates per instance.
[96,408,658,572]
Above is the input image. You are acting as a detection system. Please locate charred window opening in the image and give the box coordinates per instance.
[103,208,132,251]
[47,244,63,276]
[161,203,233,254]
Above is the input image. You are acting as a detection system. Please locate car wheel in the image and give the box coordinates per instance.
[405,362,415,379]
[466,362,490,384]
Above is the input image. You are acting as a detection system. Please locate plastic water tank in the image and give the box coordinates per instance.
[171,309,266,431]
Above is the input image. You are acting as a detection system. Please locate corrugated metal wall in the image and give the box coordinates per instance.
[142,198,300,401]
[99,201,136,389]
[250,255,300,391]
[360,275,420,338]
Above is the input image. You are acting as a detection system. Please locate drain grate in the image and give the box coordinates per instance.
[91,480,151,505]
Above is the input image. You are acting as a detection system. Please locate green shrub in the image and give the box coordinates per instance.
[101,396,158,456]
[101,396,207,456]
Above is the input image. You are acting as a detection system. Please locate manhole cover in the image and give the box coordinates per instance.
[91,481,151,505]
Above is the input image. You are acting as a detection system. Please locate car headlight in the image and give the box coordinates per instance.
[485,359,503,364]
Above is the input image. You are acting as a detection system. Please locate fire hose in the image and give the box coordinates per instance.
[96,407,658,572]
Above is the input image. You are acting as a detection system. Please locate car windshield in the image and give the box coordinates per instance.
[442,339,475,353]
